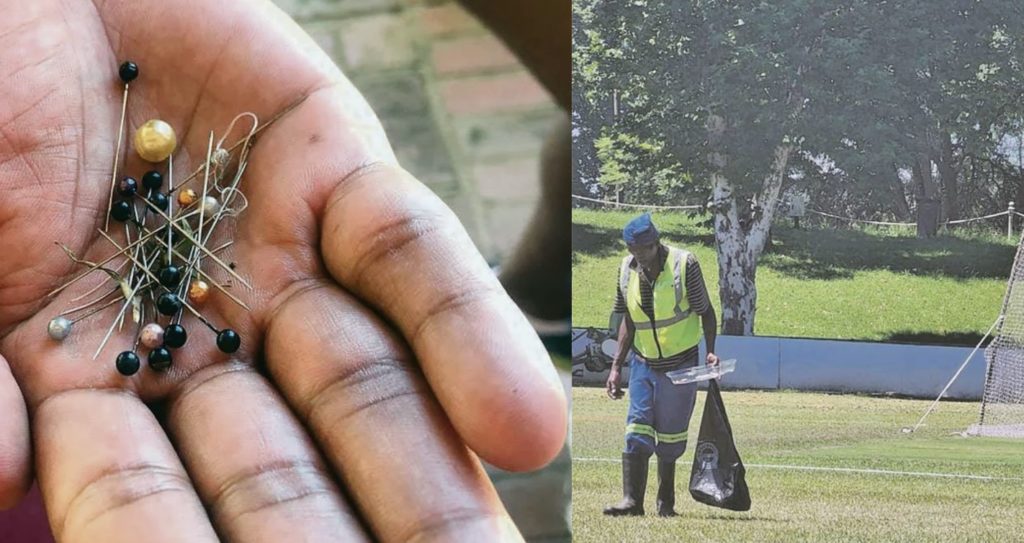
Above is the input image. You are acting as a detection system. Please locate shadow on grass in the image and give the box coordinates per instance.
[763,227,1014,280]
[572,223,623,260]
[881,330,990,347]
[572,223,716,261]
[660,230,717,251]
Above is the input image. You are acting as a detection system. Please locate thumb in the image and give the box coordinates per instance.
[0,353,31,510]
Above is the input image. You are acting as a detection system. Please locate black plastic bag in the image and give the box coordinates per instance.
[689,379,751,511]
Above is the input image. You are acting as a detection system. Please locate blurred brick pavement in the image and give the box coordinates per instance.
[274,0,562,265]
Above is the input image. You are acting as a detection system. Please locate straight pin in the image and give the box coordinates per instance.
[48,207,213,299]
[98,231,221,334]
[137,197,253,290]
[104,67,133,231]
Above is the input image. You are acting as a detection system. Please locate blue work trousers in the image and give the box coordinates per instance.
[623,354,698,462]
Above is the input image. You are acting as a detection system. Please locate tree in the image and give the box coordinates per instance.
[577,0,849,334]
[821,1,1024,235]
[571,2,603,198]
[574,0,1024,334]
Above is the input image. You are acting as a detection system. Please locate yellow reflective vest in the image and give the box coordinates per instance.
[618,246,702,360]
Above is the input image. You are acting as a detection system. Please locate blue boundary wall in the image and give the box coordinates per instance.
[572,329,986,400]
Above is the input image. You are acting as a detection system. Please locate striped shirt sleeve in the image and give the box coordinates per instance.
[613,273,627,313]
[685,253,712,315]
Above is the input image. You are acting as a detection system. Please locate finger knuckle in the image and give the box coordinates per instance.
[306,358,428,427]
[210,459,340,526]
[410,282,505,346]
[61,464,193,539]
[401,507,509,543]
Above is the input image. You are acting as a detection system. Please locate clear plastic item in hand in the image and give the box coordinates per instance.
[667,359,737,385]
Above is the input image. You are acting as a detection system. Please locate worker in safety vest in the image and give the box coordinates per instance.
[603,213,720,517]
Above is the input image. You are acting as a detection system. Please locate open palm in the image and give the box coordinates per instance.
[0,1,567,541]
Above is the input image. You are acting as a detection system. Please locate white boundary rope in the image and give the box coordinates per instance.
[808,208,1012,227]
[807,209,917,226]
[572,457,1024,482]
[572,194,702,210]
[575,195,1013,225]
[946,210,1013,225]
[575,194,1016,233]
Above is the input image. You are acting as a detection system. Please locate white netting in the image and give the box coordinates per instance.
[970,232,1024,438]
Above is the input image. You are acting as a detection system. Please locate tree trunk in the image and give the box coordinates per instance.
[890,162,912,220]
[709,134,791,336]
[711,174,757,335]
[718,245,757,335]
[914,156,941,238]
[936,131,959,222]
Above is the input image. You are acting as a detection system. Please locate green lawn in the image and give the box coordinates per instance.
[573,209,1015,344]
[572,387,1024,542]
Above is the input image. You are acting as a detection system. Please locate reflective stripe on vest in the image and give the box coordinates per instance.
[637,247,691,330]
[619,246,702,360]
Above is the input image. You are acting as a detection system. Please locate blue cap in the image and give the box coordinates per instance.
[623,213,659,245]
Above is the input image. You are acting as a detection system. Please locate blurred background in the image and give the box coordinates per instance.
[276,0,561,264]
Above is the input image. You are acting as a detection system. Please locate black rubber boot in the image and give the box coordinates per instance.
[656,459,677,517]
[603,452,648,516]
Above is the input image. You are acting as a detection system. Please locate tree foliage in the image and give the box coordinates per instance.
[573,0,1024,334]
[574,0,1024,224]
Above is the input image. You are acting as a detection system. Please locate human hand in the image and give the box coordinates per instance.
[605,368,624,400]
[707,352,722,382]
[0,1,566,541]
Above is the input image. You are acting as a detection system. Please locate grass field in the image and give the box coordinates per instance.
[572,387,1024,542]
[573,209,1015,344]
